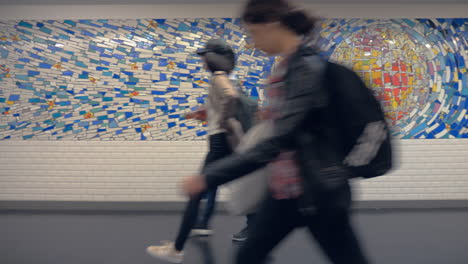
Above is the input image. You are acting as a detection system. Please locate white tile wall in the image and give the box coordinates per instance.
[0,139,467,202]
[353,139,468,201]
[0,140,210,202]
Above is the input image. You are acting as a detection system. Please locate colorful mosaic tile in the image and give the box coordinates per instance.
[0,18,466,140]
[316,18,468,139]
[0,18,273,140]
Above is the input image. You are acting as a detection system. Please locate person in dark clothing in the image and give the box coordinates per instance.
[182,1,370,264]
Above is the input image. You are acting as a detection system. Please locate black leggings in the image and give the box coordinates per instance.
[174,132,232,251]
[236,196,369,264]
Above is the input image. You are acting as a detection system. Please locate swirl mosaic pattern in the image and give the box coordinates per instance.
[0,18,466,140]
[317,18,467,139]
[0,18,273,140]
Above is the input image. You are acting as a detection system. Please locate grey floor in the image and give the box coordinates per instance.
[1,209,468,264]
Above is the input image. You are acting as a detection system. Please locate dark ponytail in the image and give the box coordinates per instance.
[241,0,317,36]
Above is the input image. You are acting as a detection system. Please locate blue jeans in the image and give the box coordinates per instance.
[198,188,218,227]
[174,132,232,251]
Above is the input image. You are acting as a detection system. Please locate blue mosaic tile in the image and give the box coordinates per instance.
[0,18,466,140]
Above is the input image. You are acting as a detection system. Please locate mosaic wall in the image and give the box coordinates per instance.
[0,18,466,140]
[0,18,274,140]
[317,19,468,139]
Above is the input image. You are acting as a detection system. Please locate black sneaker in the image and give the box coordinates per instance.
[190,223,214,237]
[232,227,249,242]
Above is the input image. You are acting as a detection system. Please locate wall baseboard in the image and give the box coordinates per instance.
[1,200,467,213]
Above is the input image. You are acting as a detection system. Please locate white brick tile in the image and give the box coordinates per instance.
[1,140,467,202]
[21,194,46,200]
[81,183,108,189]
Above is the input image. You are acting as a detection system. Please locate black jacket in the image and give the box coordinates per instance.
[203,45,352,212]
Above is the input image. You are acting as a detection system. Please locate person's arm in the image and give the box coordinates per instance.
[203,56,328,188]
[212,71,239,129]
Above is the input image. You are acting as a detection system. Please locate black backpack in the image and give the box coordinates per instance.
[324,61,393,179]
[234,92,259,133]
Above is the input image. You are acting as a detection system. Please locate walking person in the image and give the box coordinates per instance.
[146,38,243,264]
[182,1,391,263]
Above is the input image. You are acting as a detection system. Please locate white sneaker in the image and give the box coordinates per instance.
[146,241,184,263]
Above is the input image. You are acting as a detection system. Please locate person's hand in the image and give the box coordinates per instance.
[193,109,207,121]
[182,174,207,197]
[185,108,206,121]
[185,112,197,119]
